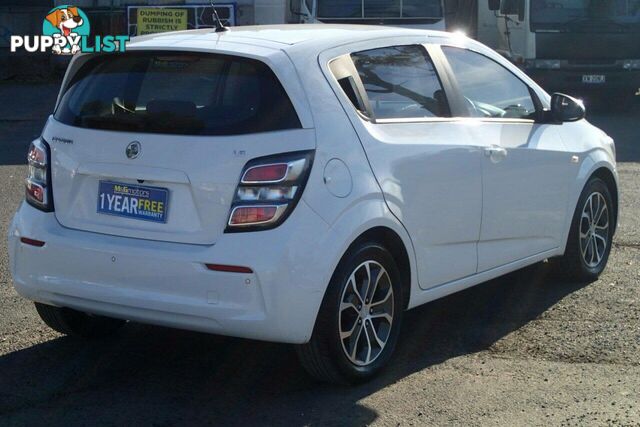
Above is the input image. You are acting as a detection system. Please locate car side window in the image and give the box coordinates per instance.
[350,45,450,120]
[441,46,537,120]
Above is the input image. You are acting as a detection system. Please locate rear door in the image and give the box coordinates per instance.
[334,43,483,290]
[46,50,313,245]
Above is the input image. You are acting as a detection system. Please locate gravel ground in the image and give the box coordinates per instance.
[0,82,638,426]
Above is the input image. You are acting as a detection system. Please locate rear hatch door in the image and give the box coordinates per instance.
[46,50,314,245]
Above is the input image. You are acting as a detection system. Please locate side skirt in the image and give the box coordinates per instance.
[407,247,561,310]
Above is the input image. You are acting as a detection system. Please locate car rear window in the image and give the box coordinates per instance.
[54,52,302,136]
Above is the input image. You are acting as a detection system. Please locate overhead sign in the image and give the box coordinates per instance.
[137,8,188,35]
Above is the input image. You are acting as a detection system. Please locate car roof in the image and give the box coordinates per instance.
[128,24,455,53]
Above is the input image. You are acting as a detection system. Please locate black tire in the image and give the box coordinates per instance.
[35,302,126,338]
[552,177,615,282]
[296,241,404,384]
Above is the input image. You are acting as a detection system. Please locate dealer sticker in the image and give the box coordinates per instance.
[97,181,169,223]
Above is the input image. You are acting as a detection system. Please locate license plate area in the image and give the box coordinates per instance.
[97,181,169,223]
[582,74,606,84]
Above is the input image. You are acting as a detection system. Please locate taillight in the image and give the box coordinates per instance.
[226,151,314,232]
[242,163,289,183]
[26,139,53,212]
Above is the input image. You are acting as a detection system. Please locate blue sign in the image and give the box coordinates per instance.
[97,181,169,223]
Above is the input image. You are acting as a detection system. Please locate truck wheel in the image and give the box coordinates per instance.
[296,242,404,384]
[35,303,126,338]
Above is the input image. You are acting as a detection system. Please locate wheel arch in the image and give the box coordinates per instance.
[344,226,412,310]
[562,158,619,254]
[590,166,619,230]
[551,164,618,281]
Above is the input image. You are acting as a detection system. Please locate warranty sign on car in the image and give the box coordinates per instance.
[97,181,169,223]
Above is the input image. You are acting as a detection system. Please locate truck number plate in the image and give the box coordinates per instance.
[582,74,606,84]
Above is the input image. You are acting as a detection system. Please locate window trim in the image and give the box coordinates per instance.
[329,54,374,119]
[424,43,468,118]
[374,116,546,125]
[375,116,460,124]
[437,44,542,124]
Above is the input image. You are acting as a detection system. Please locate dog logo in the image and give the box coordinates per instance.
[42,5,90,55]
[126,141,141,159]
[11,6,127,54]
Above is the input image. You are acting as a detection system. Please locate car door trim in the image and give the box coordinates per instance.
[375,117,535,124]
[424,44,469,118]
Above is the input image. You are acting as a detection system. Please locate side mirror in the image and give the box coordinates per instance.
[488,0,501,11]
[518,0,525,22]
[501,0,525,21]
[550,93,586,122]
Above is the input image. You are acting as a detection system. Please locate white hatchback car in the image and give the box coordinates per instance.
[8,25,617,384]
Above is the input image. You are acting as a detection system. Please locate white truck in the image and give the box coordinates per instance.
[289,0,447,30]
[478,0,640,99]
[285,0,639,99]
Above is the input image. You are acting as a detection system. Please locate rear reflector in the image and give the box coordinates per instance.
[20,237,45,247]
[205,264,253,274]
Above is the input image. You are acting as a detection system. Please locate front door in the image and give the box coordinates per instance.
[441,45,571,272]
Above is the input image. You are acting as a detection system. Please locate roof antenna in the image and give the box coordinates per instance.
[210,1,229,32]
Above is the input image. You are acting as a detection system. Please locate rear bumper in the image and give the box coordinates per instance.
[7,201,332,344]
[526,68,640,94]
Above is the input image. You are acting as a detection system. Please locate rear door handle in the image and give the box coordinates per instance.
[484,146,508,163]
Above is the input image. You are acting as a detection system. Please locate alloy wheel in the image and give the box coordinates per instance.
[339,260,394,366]
[579,192,610,268]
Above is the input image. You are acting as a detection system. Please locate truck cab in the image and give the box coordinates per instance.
[291,0,446,30]
[480,0,640,100]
